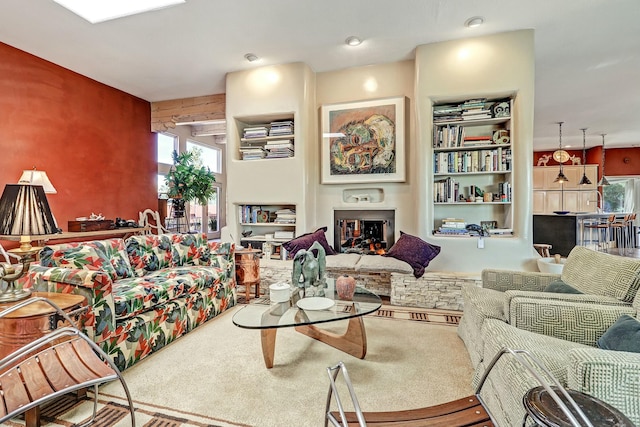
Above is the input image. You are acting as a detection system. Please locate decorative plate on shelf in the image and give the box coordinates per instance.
[296,297,335,311]
[553,150,570,163]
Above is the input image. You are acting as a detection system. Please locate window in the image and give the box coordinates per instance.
[603,177,640,214]
[186,140,223,239]
[157,133,178,196]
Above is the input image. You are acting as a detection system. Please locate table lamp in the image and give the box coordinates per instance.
[0,184,59,302]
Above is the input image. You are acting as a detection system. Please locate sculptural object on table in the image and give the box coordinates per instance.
[292,241,326,297]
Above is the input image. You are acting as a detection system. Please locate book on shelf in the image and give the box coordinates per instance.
[274,230,294,240]
[488,228,513,235]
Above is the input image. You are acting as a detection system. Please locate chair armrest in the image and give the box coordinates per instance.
[22,265,116,342]
[568,348,640,425]
[508,297,635,346]
[482,269,560,292]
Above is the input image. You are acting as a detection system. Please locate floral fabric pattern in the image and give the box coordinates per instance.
[168,233,212,266]
[22,235,236,371]
[112,265,224,320]
[39,238,135,280]
[126,234,174,277]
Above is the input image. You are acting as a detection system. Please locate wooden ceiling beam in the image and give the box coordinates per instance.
[151,94,225,132]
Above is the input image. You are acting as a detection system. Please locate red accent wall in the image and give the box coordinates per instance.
[0,42,156,247]
[534,147,640,180]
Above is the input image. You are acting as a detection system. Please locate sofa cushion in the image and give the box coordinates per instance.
[562,246,640,303]
[111,265,224,320]
[89,238,136,279]
[325,253,361,270]
[283,226,337,257]
[167,233,211,267]
[597,314,640,353]
[39,244,118,280]
[383,231,440,278]
[126,234,174,277]
[544,280,583,294]
[355,254,413,274]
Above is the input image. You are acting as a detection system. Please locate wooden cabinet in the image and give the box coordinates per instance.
[533,165,598,214]
[432,97,514,233]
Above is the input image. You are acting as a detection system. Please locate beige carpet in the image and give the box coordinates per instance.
[15,305,474,427]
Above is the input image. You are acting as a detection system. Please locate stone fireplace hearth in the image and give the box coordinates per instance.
[334,209,395,255]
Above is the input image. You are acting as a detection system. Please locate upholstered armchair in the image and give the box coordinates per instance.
[458,246,640,367]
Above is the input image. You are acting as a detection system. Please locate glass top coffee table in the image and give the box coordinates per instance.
[232,279,381,368]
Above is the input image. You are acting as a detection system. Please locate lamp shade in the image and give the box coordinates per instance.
[0,184,58,236]
[18,169,57,194]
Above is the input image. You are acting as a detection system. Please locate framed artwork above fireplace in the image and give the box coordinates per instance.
[321,96,406,184]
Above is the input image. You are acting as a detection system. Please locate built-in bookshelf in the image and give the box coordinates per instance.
[238,119,294,161]
[237,204,297,245]
[432,97,514,236]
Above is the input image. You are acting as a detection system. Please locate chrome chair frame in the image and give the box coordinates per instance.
[0,297,136,426]
[325,348,593,427]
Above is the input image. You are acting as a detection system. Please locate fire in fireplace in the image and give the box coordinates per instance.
[334,210,395,255]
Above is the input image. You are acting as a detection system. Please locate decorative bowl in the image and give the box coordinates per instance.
[553,211,571,215]
[537,257,565,274]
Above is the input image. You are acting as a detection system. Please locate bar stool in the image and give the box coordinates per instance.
[583,214,615,252]
[610,214,630,255]
[534,244,552,257]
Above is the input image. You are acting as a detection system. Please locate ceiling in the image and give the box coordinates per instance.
[1,0,638,150]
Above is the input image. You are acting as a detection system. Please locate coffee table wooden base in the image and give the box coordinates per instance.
[260,315,367,369]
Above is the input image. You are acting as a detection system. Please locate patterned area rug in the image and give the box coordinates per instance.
[3,298,464,427]
[239,296,461,326]
[5,393,248,427]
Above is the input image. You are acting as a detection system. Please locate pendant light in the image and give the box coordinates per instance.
[598,133,610,186]
[578,128,592,185]
[554,122,569,183]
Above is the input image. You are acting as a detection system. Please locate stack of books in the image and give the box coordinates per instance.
[269,120,294,136]
[461,99,491,121]
[274,230,294,240]
[239,147,266,160]
[265,140,294,158]
[274,208,296,224]
[435,218,469,236]
[243,126,268,139]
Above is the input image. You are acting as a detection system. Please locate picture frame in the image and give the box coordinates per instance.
[321,96,406,184]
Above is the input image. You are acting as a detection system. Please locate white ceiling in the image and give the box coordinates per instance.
[1,0,638,150]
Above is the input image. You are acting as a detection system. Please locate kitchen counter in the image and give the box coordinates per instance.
[533,213,629,257]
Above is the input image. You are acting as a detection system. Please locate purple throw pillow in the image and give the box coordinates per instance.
[282,226,337,258]
[384,231,440,278]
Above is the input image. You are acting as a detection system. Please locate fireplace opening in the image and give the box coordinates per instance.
[334,210,395,255]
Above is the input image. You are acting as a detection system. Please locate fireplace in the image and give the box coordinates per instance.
[334,210,395,255]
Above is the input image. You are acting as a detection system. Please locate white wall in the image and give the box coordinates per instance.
[314,60,417,241]
[416,30,538,272]
[225,62,316,239]
[225,30,540,273]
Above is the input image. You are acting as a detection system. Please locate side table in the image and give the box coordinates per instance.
[235,248,261,302]
[523,386,634,426]
[0,292,87,427]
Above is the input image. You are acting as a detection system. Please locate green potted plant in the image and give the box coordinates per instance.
[165,149,216,218]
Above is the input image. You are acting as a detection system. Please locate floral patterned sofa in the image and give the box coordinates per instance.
[22,233,236,371]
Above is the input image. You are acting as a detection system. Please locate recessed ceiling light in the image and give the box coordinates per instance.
[244,53,259,62]
[52,0,186,24]
[345,36,362,47]
[464,16,484,28]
